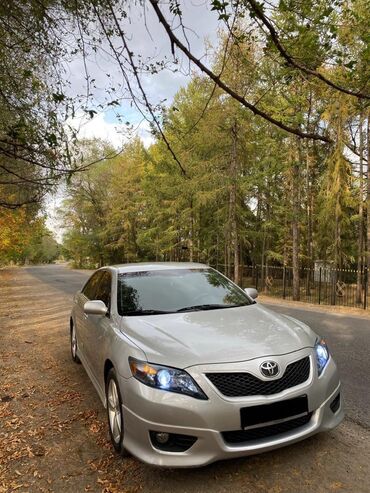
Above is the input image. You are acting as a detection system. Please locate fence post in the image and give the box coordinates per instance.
[283,266,286,299]
[318,267,322,305]
[255,265,259,290]
[364,266,368,310]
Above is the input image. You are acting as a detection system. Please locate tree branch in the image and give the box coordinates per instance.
[0,192,45,209]
[245,0,369,100]
[149,0,332,143]
[107,3,187,176]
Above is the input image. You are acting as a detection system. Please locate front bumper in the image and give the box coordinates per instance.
[119,350,344,467]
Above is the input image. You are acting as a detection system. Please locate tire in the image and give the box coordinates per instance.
[70,322,81,364]
[106,368,129,456]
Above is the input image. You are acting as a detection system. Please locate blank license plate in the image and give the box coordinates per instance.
[240,395,308,429]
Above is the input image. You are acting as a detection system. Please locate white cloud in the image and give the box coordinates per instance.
[63,1,220,139]
[66,111,154,149]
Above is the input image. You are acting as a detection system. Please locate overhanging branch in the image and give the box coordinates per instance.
[245,0,370,100]
[149,0,332,143]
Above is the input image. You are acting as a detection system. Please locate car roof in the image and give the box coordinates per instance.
[109,262,209,274]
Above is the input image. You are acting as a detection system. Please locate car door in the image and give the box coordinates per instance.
[84,270,113,387]
[76,270,104,365]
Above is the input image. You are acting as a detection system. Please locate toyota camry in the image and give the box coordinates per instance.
[69,262,343,467]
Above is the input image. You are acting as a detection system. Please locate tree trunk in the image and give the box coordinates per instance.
[367,114,370,301]
[189,198,194,262]
[229,121,239,284]
[305,91,314,295]
[291,144,300,301]
[216,232,219,270]
[335,211,341,270]
[261,229,266,291]
[305,147,314,295]
[225,240,229,277]
[356,113,364,303]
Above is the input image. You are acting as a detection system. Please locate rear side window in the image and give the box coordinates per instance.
[82,271,103,300]
[96,271,112,312]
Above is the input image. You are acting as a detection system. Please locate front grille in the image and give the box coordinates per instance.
[206,356,310,397]
[222,413,312,444]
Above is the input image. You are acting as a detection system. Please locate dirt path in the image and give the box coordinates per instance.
[0,267,369,493]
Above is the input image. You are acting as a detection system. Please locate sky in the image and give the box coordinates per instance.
[65,1,221,149]
[46,1,221,239]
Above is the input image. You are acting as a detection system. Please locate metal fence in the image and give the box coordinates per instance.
[218,264,369,310]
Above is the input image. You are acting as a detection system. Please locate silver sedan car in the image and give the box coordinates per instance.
[70,262,343,467]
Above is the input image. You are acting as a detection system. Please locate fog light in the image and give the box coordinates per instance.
[150,430,197,451]
[155,432,170,444]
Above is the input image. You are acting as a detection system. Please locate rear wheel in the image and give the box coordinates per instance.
[70,322,81,364]
[106,368,129,456]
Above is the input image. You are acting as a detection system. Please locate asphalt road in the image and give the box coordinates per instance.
[25,264,369,429]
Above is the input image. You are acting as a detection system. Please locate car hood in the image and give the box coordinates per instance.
[119,304,316,368]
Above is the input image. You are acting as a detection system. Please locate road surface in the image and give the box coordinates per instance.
[0,264,369,493]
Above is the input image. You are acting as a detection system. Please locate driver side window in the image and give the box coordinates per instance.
[82,271,103,300]
[95,271,112,315]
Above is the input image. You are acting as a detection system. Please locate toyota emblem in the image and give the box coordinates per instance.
[260,360,279,377]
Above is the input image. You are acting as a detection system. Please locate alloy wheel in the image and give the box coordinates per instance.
[71,325,77,358]
[107,378,122,444]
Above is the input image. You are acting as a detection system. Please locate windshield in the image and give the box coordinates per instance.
[117,268,253,316]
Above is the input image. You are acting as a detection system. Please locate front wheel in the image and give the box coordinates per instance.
[106,368,129,456]
[70,322,81,364]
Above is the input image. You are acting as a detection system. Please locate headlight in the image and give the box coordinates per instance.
[315,339,329,376]
[128,357,208,400]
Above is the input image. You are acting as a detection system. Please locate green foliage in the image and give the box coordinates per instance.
[0,1,365,273]
[60,24,369,273]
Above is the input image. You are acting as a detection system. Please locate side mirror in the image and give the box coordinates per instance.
[84,300,108,316]
[245,287,258,300]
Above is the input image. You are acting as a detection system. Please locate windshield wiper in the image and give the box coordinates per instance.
[176,303,245,313]
[123,309,173,316]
